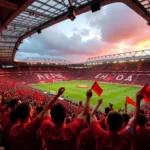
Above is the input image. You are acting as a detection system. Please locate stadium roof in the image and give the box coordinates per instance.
[85,49,150,64]
[0,0,150,65]
[20,57,71,65]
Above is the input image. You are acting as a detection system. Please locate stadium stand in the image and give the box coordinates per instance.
[0,58,150,86]
[0,0,150,149]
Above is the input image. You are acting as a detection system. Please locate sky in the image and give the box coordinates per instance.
[15,2,150,63]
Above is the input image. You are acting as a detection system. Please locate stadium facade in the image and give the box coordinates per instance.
[0,49,149,87]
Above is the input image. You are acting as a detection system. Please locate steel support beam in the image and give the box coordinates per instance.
[1,35,19,39]
[0,0,18,10]
[0,0,36,32]
[0,41,15,44]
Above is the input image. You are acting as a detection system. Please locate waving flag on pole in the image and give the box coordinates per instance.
[141,84,150,103]
[26,90,31,95]
[126,96,136,106]
[17,90,24,97]
[11,80,16,88]
[91,81,103,96]
[34,91,41,101]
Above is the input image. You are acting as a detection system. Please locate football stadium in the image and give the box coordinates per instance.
[0,0,150,150]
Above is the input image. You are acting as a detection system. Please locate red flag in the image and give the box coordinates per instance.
[17,90,24,97]
[26,90,31,95]
[91,81,103,96]
[141,84,150,103]
[34,92,41,101]
[126,96,136,106]
[11,80,16,88]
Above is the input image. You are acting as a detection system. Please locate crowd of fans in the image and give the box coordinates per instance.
[0,78,149,150]
[0,60,150,86]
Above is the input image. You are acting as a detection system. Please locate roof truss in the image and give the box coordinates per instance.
[0,0,149,64]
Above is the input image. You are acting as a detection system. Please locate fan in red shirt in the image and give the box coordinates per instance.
[131,114,150,150]
[41,89,93,150]
[2,99,20,150]
[99,107,111,130]
[0,100,7,115]
[121,113,130,129]
[90,91,143,150]
[77,99,102,150]
[9,87,65,150]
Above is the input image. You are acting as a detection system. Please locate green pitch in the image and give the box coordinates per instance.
[31,80,143,112]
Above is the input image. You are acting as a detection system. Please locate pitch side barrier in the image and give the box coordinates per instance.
[30,79,142,88]
[97,81,142,88]
[78,80,142,88]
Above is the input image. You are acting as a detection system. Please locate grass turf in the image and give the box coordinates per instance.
[30,80,143,112]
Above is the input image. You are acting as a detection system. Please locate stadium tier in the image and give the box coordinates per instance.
[0,59,150,86]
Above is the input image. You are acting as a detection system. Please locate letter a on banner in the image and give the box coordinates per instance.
[124,75,132,82]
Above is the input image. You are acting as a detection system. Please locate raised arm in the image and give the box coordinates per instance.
[109,103,114,111]
[75,101,83,119]
[38,87,65,119]
[128,91,143,129]
[90,99,102,123]
[78,89,92,120]
[91,99,102,115]
[125,103,127,114]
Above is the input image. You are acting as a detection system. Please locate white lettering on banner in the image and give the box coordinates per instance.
[95,73,101,79]
[44,74,51,80]
[37,74,45,80]
[100,74,108,80]
[57,74,64,79]
[116,75,124,81]
[124,75,132,82]
[37,73,65,80]
[50,73,56,79]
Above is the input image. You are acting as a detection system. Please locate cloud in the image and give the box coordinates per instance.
[18,27,106,62]
[86,3,150,45]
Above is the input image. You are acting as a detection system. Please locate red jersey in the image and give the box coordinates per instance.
[0,112,2,124]
[0,106,6,114]
[41,116,84,150]
[99,117,107,130]
[131,126,150,150]
[2,113,11,149]
[121,122,128,130]
[9,117,42,150]
[2,112,9,126]
[91,121,133,150]
[77,127,96,150]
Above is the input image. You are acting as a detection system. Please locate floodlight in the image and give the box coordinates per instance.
[20,39,23,43]
[91,0,100,13]
[67,7,76,21]
[37,28,42,34]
